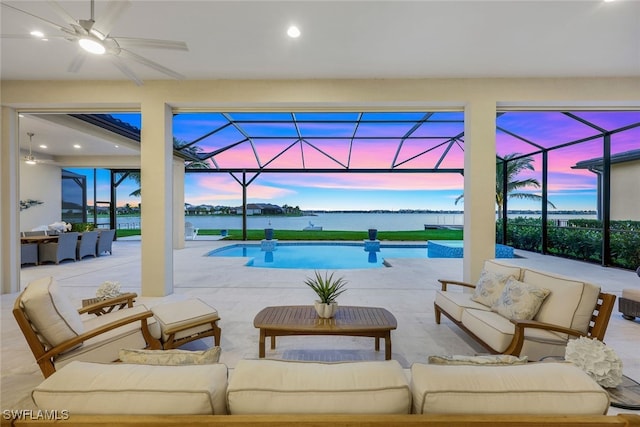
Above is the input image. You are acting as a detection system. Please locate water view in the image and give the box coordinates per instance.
[116,212,597,231]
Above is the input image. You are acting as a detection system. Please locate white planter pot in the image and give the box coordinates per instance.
[314,301,338,318]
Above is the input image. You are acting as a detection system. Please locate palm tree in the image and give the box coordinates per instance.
[455,153,556,218]
[120,137,209,198]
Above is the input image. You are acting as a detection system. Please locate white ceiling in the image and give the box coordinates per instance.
[2,0,639,82]
[3,1,640,161]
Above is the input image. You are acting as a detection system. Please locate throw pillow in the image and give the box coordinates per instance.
[491,277,551,320]
[119,346,221,365]
[428,354,528,365]
[470,270,514,307]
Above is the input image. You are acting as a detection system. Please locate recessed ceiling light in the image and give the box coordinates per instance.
[39,144,47,149]
[114,145,119,148]
[287,26,301,38]
[18,114,24,118]
[30,30,44,38]
[73,144,81,149]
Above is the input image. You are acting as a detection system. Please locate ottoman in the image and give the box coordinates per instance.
[619,288,640,321]
[152,298,221,349]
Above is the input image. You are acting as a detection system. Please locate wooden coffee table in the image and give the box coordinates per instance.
[253,305,397,360]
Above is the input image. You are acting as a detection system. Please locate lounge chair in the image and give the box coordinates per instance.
[185,222,199,240]
[38,232,78,264]
[13,276,162,378]
[76,230,98,260]
[96,229,115,256]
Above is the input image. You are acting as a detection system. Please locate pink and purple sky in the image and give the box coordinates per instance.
[82,111,639,211]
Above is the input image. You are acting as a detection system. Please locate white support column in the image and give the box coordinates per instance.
[1,107,20,294]
[140,101,173,296]
[463,99,497,283]
[173,158,185,247]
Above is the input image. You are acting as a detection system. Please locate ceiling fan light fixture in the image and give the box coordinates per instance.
[25,132,38,165]
[79,37,106,54]
[24,155,37,165]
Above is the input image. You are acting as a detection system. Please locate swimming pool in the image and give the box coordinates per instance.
[207,243,428,269]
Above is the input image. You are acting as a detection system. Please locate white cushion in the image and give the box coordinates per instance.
[119,347,221,365]
[471,270,514,307]
[623,288,640,301]
[227,359,411,414]
[152,298,219,342]
[572,282,601,333]
[522,269,586,329]
[492,277,550,320]
[55,304,161,368]
[411,362,609,415]
[483,260,523,280]
[435,290,491,322]
[32,361,228,415]
[461,309,567,358]
[21,277,84,348]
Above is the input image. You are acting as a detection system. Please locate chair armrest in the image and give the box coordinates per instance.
[438,279,476,292]
[78,292,138,315]
[37,310,157,363]
[503,319,585,356]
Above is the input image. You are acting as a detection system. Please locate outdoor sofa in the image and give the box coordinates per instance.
[20,358,638,427]
[434,260,616,361]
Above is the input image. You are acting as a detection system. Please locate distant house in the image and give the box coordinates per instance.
[234,203,284,215]
[185,203,214,215]
[572,149,640,221]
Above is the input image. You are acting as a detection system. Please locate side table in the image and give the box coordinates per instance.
[80,292,138,316]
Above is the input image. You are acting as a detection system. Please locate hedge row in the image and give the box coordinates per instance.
[497,217,640,270]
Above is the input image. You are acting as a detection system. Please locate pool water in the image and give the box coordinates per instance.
[207,243,428,269]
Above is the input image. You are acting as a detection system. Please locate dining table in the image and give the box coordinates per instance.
[20,233,83,244]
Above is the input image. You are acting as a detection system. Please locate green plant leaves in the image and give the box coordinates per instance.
[304,270,348,304]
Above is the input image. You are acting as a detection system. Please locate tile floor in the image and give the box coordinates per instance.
[2,239,639,414]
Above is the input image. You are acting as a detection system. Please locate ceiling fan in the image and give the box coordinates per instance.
[1,0,189,85]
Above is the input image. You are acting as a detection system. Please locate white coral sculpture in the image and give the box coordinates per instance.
[96,281,121,300]
[565,336,623,388]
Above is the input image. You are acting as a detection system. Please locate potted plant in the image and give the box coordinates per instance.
[368,228,378,241]
[304,270,348,318]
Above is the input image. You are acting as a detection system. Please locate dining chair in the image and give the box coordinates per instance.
[38,232,78,264]
[76,230,98,260]
[96,229,116,256]
[21,243,39,266]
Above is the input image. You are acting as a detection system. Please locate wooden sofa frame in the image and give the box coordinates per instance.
[2,414,639,427]
[434,279,617,357]
[13,291,161,378]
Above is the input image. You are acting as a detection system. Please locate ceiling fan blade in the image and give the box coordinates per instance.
[67,54,87,73]
[0,33,69,40]
[1,2,66,32]
[115,37,188,51]
[119,48,186,80]
[110,55,143,86]
[46,1,80,26]
[93,0,131,38]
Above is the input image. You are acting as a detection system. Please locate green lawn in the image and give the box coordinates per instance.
[117,228,463,241]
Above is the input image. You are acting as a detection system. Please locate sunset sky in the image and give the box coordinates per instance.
[78,111,639,212]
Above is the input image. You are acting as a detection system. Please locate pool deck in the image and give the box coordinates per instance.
[3,238,639,415]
